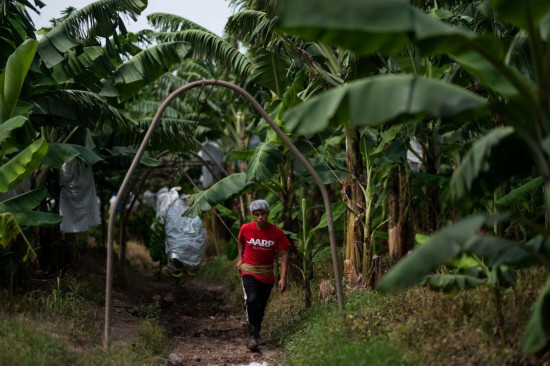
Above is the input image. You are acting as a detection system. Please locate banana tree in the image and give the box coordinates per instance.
[276,0,550,354]
[297,198,347,307]
[0,0,43,67]
[0,39,62,289]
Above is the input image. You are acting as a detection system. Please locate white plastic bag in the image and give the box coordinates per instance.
[164,194,206,269]
[155,187,177,224]
[59,158,100,233]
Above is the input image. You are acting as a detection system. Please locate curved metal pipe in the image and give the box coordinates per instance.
[104,79,344,349]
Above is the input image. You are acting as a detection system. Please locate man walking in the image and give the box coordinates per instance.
[236,199,290,351]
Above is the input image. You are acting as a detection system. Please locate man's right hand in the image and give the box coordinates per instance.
[235,259,242,272]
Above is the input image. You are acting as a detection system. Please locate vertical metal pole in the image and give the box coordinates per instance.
[104,79,344,349]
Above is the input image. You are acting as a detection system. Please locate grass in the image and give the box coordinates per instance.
[0,272,170,366]
[0,317,76,366]
[286,302,415,366]
[259,265,550,366]
[136,318,168,355]
[0,316,165,366]
[263,286,415,365]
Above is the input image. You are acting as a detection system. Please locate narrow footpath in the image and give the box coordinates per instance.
[110,267,282,366]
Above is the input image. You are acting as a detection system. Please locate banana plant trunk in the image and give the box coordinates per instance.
[424,133,439,233]
[281,159,301,283]
[344,125,366,276]
[388,165,412,259]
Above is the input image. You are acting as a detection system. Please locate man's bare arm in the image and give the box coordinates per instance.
[278,249,289,292]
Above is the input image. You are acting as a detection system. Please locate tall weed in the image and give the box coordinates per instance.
[136,318,168,356]
[42,276,83,315]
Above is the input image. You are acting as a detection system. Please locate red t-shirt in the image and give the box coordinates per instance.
[238,222,291,283]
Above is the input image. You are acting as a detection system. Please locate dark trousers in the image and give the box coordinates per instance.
[242,275,273,335]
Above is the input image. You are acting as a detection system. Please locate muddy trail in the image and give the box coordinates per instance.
[110,267,283,366]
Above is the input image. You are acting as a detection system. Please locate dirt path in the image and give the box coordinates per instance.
[111,268,282,366]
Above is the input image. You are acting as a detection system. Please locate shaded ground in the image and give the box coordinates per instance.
[111,267,282,366]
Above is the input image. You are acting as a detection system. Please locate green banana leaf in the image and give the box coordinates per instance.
[489,235,542,268]
[379,214,501,293]
[252,50,292,96]
[0,139,48,193]
[276,0,472,56]
[185,173,249,217]
[276,0,524,98]
[462,235,530,265]
[541,14,550,41]
[0,213,21,249]
[0,187,48,210]
[230,150,255,160]
[522,275,550,353]
[156,28,252,78]
[48,46,108,85]
[246,142,284,183]
[42,143,103,168]
[38,0,147,68]
[0,39,38,123]
[448,253,482,270]
[0,116,27,146]
[8,210,62,227]
[496,177,544,207]
[309,201,348,233]
[284,75,487,135]
[422,274,485,293]
[450,127,533,199]
[32,90,134,132]
[101,146,160,167]
[491,0,550,33]
[106,41,191,102]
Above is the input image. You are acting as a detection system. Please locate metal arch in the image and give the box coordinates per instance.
[104,79,345,349]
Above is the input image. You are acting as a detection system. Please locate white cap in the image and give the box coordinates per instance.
[249,199,270,212]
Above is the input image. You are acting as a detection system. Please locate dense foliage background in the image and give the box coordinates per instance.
[1,0,550,364]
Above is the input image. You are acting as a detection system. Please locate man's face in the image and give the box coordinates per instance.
[252,210,269,229]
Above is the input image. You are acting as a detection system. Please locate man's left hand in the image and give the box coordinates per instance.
[278,278,287,292]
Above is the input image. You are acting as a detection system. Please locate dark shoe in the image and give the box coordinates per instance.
[248,335,259,351]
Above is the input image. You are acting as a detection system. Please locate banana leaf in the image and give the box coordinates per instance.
[246,142,284,183]
[284,75,487,135]
[0,39,37,123]
[0,116,27,146]
[379,214,504,293]
[43,143,103,168]
[0,139,48,193]
[451,127,533,199]
[522,275,550,353]
[422,274,485,293]
[185,173,249,217]
[0,187,48,210]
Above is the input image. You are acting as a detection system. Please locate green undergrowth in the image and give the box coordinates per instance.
[0,315,163,366]
[290,303,415,365]
[264,286,416,365]
[0,317,75,365]
[0,273,169,366]
[261,267,550,366]
[3,249,549,365]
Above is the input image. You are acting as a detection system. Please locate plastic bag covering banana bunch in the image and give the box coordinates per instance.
[59,158,100,233]
[160,188,206,270]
